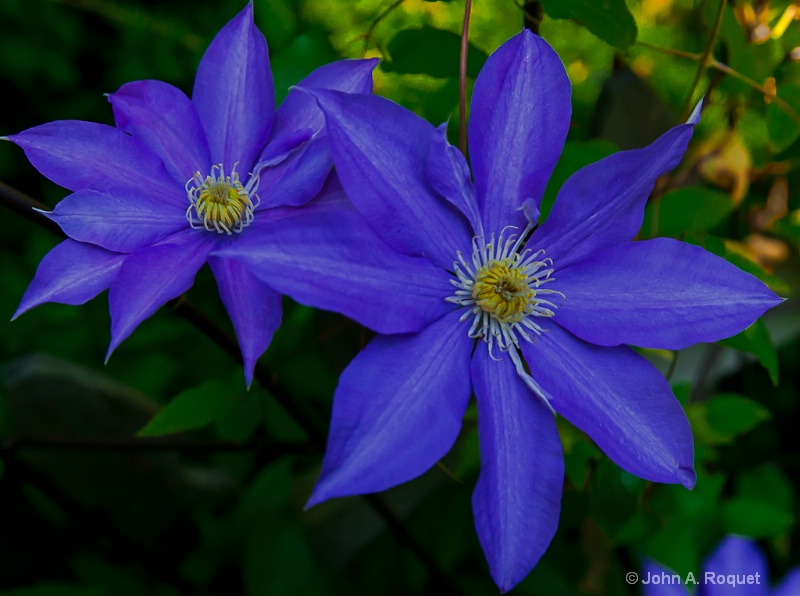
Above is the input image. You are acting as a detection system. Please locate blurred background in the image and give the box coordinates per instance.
[1,0,799,594]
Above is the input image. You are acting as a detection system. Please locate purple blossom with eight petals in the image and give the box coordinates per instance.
[5,3,377,386]
[219,30,782,591]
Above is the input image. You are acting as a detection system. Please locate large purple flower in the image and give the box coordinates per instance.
[218,30,782,590]
[643,536,800,595]
[5,3,376,386]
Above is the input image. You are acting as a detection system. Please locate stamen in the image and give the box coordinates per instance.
[185,163,261,235]
[447,225,563,354]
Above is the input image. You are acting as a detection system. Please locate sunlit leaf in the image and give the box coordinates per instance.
[382,27,488,79]
[767,84,800,152]
[642,187,736,238]
[540,0,637,49]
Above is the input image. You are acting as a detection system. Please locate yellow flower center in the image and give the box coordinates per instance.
[185,164,259,235]
[472,258,535,323]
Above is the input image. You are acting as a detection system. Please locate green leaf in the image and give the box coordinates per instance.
[642,187,736,238]
[721,319,779,385]
[563,437,600,489]
[721,498,794,538]
[737,466,794,512]
[589,458,644,541]
[540,0,637,49]
[137,380,236,437]
[382,28,488,79]
[767,84,800,152]
[706,393,771,438]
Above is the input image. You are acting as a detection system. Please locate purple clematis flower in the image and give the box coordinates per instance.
[217,30,782,590]
[5,3,377,386]
[643,535,800,595]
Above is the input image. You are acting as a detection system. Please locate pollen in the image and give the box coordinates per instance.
[185,164,260,234]
[472,259,535,323]
[447,226,564,356]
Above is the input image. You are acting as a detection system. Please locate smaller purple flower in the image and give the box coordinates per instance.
[5,2,377,385]
[643,536,800,596]
[218,29,782,591]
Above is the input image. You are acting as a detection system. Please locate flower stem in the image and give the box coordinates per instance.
[683,0,726,119]
[459,0,473,155]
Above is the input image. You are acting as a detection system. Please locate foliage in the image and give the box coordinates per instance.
[1,0,799,594]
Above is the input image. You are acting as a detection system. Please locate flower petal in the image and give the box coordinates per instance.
[554,238,782,350]
[701,536,769,596]
[267,58,378,153]
[530,114,699,269]
[209,254,282,388]
[306,309,472,506]
[13,240,126,319]
[468,30,570,233]
[192,2,273,171]
[7,121,179,205]
[109,79,211,184]
[773,569,800,596]
[107,230,215,359]
[641,560,690,596]
[45,188,185,253]
[303,88,472,269]
[427,123,480,231]
[470,347,563,593]
[521,324,695,487]
[256,136,332,208]
[214,209,453,334]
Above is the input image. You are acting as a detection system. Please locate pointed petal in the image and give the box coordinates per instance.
[303,88,472,269]
[521,324,695,487]
[192,3,273,171]
[470,347,563,593]
[773,569,800,596]
[468,30,570,233]
[7,121,180,205]
[530,115,698,269]
[249,170,352,225]
[14,240,125,319]
[427,123,480,230]
[209,255,282,388]
[640,561,691,596]
[107,230,214,358]
[267,58,378,152]
[307,310,472,506]
[555,238,783,350]
[109,79,211,184]
[256,136,332,208]
[214,209,453,334]
[701,537,769,596]
[45,188,185,253]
